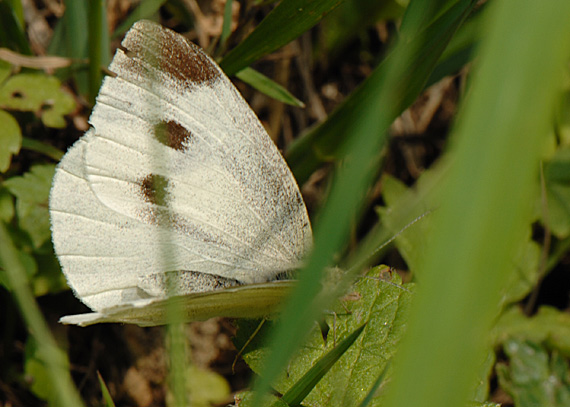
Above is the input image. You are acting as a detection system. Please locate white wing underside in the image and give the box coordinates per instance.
[50,20,312,313]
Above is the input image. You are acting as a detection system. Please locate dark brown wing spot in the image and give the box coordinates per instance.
[140,173,169,206]
[159,35,222,86]
[154,120,193,151]
[126,21,223,87]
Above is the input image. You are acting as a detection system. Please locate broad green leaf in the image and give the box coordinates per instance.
[0,109,21,172]
[497,339,570,407]
[237,268,414,407]
[281,324,366,406]
[0,74,75,128]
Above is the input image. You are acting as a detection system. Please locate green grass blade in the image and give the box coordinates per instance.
[251,2,476,406]
[286,0,477,184]
[0,1,32,53]
[236,67,305,107]
[220,0,343,76]
[382,1,570,407]
[87,0,108,104]
[97,372,117,407]
[220,0,234,47]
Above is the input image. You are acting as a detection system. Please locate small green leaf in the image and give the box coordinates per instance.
[0,109,21,172]
[0,60,11,83]
[0,73,75,128]
[497,339,570,407]
[4,164,56,248]
[491,306,570,356]
[0,186,15,222]
[543,148,570,238]
[184,365,231,407]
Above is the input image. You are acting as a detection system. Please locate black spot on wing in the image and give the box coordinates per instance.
[154,120,193,151]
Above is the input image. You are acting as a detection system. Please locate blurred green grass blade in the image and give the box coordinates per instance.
[5,0,23,21]
[0,223,85,407]
[382,2,570,407]
[0,1,32,53]
[87,0,109,104]
[280,324,366,406]
[320,0,406,56]
[251,2,476,406]
[220,0,234,47]
[47,1,90,96]
[236,67,305,107]
[287,0,477,184]
[113,0,167,39]
[399,0,455,39]
[167,322,188,407]
[97,372,117,407]
[426,5,484,87]
[220,0,343,76]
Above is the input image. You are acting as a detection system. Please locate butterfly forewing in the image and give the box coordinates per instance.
[50,20,312,317]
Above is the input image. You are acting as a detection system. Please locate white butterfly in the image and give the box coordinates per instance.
[49,20,312,326]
